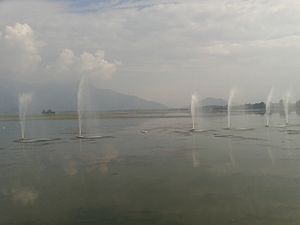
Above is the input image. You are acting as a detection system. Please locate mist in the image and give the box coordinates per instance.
[1,0,300,108]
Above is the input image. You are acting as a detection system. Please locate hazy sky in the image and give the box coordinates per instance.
[0,0,300,107]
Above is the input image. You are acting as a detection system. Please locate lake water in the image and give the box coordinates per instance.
[1,111,300,225]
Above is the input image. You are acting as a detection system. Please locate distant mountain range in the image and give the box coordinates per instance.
[200,97,227,106]
[0,80,231,114]
[0,82,167,114]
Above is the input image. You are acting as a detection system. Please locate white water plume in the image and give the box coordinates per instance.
[227,88,236,129]
[265,87,274,127]
[283,91,291,125]
[191,93,199,130]
[19,93,33,139]
[77,76,88,137]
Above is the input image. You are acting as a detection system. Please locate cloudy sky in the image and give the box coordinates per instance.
[0,0,300,107]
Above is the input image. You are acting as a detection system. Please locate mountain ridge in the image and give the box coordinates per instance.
[200,97,227,106]
[0,82,167,114]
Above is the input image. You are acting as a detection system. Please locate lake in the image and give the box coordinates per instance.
[1,110,300,225]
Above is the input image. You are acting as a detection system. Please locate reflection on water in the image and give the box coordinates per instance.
[284,131,292,159]
[227,135,236,168]
[2,187,38,207]
[2,112,300,224]
[191,148,200,168]
[191,136,200,168]
[64,139,119,176]
[65,160,78,176]
[266,128,274,164]
[11,188,39,205]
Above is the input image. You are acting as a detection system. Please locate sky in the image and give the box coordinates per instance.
[0,0,300,107]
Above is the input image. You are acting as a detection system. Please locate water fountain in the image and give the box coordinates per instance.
[265,87,274,127]
[19,93,32,140]
[77,76,113,139]
[191,93,199,131]
[77,76,85,138]
[283,91,291,125]
[227,88,235,129]
[17,93,60,143]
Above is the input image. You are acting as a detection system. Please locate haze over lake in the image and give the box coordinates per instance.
[1,0,300,224]
[1,110,300,225]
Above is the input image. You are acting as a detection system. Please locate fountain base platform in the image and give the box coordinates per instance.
[16,138,60,143]
[76,135,114,139]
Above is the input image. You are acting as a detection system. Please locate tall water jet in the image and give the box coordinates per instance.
[265,87,274,127]
[283,91,291,125]
[191,93,199,131]
[77,76,105,139]
[227,88,235,129]
[18,93,33,140]
[77,76,86,138]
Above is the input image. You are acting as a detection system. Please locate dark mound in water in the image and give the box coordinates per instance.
[174,129,215,135]
[173,130,191,135]
[15,138,61,143]
[223,127,255,131]
[214,134,263,141]
[192,129,216,133]
[281,130,300,135]
[273,124,289,128]
[235,128,255,131]
[76,135,114,140]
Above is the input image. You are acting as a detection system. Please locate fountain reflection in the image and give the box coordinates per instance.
[65,141,119,176]
[266,128,275,164]
[11,187,39,205]
[191,135,200,168]
[227,135,236,168]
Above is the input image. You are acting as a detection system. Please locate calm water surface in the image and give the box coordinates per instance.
[1,111,300,225]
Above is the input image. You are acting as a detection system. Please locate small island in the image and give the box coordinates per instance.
[42,109,56,115]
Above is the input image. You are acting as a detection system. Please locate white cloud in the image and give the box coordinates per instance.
[57,48,117,80]
[0,20,117,83]
[1,0,300,105]
[57,48,75,72]
[80,50,116,79]
[0,23,42,74]
[203,44,232,56]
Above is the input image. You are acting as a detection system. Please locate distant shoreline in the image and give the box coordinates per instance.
[0,107,292,121]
